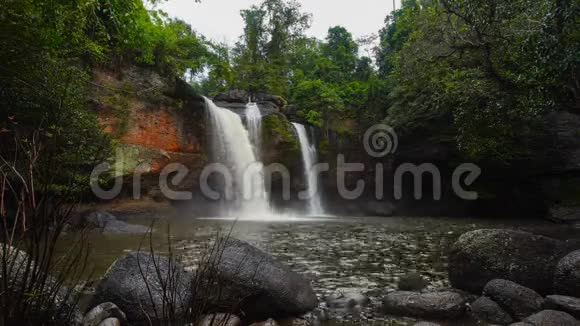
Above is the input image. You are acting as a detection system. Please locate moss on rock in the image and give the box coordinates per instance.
[261,113,300,169]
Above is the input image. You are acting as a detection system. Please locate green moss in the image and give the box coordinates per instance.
[261,114,300,165]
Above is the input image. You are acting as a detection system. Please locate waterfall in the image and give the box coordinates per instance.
[204,97,271,218]
[292,122,324,215]
[245,102,262,158]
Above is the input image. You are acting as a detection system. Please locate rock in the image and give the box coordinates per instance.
[0,245,32,285]
[248,319,309,326]
[90,252,192,324]
[0,245,82,325]
[97,318,121,326]
[523,310,580,326]
[382,291,468,319]
[448,229,567,294]
[254,93,286,108]
[198,314,241,326]
[397,273,428,291]
[209,239,317,322]
[549,206,580,223]
[413,323,442,326]
[469,296,514,325]
[82,211,150,234]
[83,302,126,326]
[325,292,369,309]
[545,295,580,319]
[213,89,249,103]
[483,279,544,321]
[554,250,580,297]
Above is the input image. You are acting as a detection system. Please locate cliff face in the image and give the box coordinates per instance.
[92,66,208,198]
[89,69,580,218]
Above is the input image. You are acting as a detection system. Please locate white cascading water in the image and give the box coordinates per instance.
[204,97,271,218]
[245,102,262,158]
[292,122,324,215]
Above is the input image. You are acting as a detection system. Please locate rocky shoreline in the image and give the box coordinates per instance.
[43,226,578,325]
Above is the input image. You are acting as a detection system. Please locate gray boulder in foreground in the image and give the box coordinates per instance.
[448,229,566,294]
[209,239,317,322]
[382,291,468,319]
[554,250,580,297]
[83,302,126,326]
[521,310,580,326]
[483,279,544,321]
[469,296,514,325]
[545,295,580,320]
[90,252,191,324]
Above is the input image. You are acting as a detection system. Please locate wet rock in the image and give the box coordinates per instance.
[325,292,369,309]
[554,250,580,297]
[82,211,149,234]
[483,279,544,320]
[90,252,192,324]
[83,302,126,326]
[249,319,309,326]
[522,310,580,326]
[549,207,580,223]
[209,239,317,322]
[397,273,428,291]
[545,295,580,320]
[97,318,121,326]
[469,296,514,325]
[199,314,241,326]
[413,322,442,326]
[382,291,468,319]
[449,229,566,294]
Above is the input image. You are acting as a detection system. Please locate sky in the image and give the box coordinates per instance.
[158,0,401,46]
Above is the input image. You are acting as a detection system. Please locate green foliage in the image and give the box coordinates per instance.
[232,0,311,95]
[0,0,208,193]
[381,0,580,162]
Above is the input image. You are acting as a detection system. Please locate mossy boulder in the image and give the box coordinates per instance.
[448,229,568,295]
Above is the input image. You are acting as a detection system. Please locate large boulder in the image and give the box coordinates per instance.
[522,310,580,326]
[483,279,544,321]
[209,239,317,322]
[90,252,192,324]
[469,296,514,325]
[545,295,580,320]
[448,229,567,294]
[381,291,468,319]
[554,250,580,297]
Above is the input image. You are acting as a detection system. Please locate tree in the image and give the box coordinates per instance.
[383,0,580,162]
[321,26,359,82]
[233,0,311,95]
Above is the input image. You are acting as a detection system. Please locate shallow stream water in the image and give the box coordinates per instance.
[63,212,579,325]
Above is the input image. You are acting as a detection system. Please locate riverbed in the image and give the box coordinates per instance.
[64,209,578,325]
